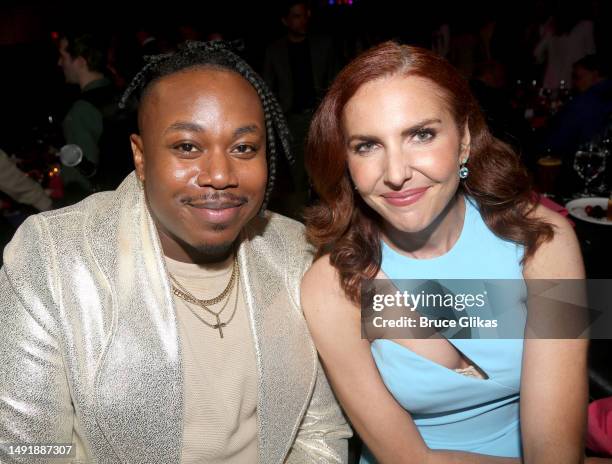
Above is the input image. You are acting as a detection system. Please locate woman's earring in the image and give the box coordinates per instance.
[458,159,469,179]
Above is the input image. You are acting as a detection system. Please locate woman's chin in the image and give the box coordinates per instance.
[382,215,431,235]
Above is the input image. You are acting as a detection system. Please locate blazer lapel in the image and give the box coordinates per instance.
[238,218,317,464]
[88,174,183,463]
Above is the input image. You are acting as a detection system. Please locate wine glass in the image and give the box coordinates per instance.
[573,144,608,197]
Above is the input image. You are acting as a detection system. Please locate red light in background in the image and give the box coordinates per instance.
[51,31,59,40]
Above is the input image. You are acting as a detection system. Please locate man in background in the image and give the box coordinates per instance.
[539,54,612,194]
[58,31,134,200]
[263,0,337,217]
[541,54,612,158]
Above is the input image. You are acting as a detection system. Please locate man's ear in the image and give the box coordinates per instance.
[131,134,145,182]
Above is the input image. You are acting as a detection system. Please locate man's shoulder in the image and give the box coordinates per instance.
[245,211,313,258]
[2,193,108,271]
[4,176,136,270]
[68,98,101,116]
[265,210,305,230]
[64,99,103,129]
[309,34,333,47]
[250,210,306,239]
[265,36,289,54]
[8,191,114,255]
[34,175,135,236]
[39,190,114,222]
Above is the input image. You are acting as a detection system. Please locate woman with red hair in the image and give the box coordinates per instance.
[301,42,588,463]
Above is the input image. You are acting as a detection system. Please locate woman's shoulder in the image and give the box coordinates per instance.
[302,255,343,305]
[527,202,578,242]
[301,254,359,326]
[523,203,584,279]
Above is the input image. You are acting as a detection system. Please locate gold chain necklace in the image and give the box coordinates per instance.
[175,276,239,339]
[170,255,238,305]
[169,255,239,338]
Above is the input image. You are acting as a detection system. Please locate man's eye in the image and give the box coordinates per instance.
[414,129,435,142]
[174,143,198,153]
[233,144,257,154]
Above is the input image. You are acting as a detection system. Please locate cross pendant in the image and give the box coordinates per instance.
[213,315,227,338]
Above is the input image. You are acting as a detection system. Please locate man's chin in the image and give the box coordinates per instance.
[187,240,236,263]
[210,222,230,232]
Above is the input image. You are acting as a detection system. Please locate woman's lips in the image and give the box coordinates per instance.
[381,186,430,207]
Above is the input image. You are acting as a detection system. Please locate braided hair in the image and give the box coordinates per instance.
[120,40,292,211]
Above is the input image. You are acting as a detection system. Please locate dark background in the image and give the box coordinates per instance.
[3,0,610,154]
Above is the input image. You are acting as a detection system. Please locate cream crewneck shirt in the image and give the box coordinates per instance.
[166,254,258,464]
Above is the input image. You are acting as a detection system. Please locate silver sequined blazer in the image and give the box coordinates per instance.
[0,173,350,463]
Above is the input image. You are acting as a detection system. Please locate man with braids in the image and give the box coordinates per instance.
[0,41,350,464]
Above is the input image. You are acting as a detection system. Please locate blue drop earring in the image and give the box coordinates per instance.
[458,159,469,179]
[459,143,470,180]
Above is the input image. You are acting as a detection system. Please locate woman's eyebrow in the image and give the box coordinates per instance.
[347,118,442,143]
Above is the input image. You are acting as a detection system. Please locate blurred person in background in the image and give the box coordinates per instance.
[0,147,53,266]
[58,31,135,199]
[264,0,336,218]
[0,148,52,212]
[57,31,114,197]
[470,60,532,154]
[534,1,595,89]
[540,55,612,159]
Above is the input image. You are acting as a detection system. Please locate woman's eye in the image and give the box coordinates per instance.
[354,141,377,153]
[414,129,435,142]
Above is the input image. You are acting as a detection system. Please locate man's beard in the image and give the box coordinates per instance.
[190,240,235,263]
[189,222,236,263]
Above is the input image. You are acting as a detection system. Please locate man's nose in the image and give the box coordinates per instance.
[196,149,239,189]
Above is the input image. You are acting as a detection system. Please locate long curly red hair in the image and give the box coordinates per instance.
[305,42,553,303]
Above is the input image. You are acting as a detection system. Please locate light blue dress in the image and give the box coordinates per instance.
[361,196,526,462]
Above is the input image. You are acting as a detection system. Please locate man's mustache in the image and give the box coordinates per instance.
[180,192,248,208]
